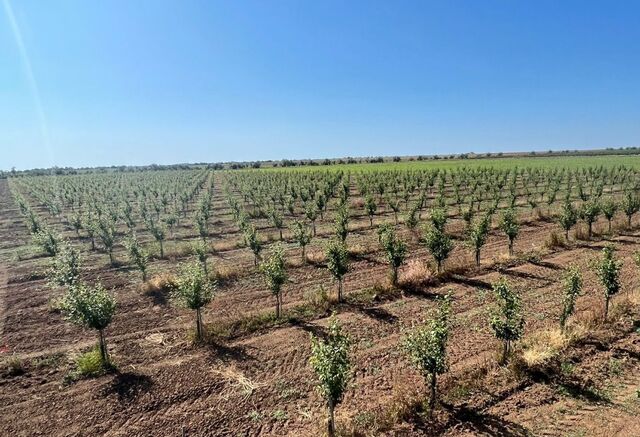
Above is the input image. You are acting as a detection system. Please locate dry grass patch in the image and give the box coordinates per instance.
[545,230,567,249]
[519,328,570,367]
[399,259,432,287]
[212,238,243,252]
[213,264,242,284]
[140,272,177,294]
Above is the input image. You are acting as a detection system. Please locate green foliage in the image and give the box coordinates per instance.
[74,346,108,377]
[192,240,209,274]
[243,225,262,265]
[499,208,519,256]
[594,245,622,319]
[325,239,349,302]
[260,243,288,318]
[291,219,312,261]
[364,194,377,226]
[489,278,524,363]
[47,241,81,287]
[60,281,116,365]
[467,214,490,266]
[403,293,452,411]
[580,199,601,239]
[429,208,447,232]
[124,234,149,281]
[309,315,351,436]
[60,282,116,332]
[377,224,407,285]
[423,223,453,274]
[32,226,60,256]
[621,191,640,226]
[560,266,582,332]
[333,204,349,243]
[600,198,618,231]
[558,201,578,239]
[172,261,215,341]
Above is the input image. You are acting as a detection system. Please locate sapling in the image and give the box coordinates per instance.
[423,223,453,274]
[467,214,490,267]
[260,243,288,319]
[244,225,262,266]
[403,293,452,414]
[364,194,377,227]
[601,198,618,233]
[124,234,149,281]
[594,245,622,320]
[558,201,578,240]
[309,315,351,437]
[172,261,215,342]
[192,240,209,275]
[325,239,349,302]
[60,281,116,366]
[580,199,600,239]
[291,220,312,262]
[490,278,525,363]
[47,241,81,287]
[499,208,519,256]
[378,224,407,286]
[560,266,582,333]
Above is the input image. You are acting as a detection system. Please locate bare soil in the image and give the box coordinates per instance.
[0,176,639,436]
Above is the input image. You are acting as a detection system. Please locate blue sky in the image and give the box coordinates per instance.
[1,0,640,170]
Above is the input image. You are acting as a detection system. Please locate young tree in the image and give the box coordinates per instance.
[172,261,215,342]
[558,201,578,240]
[124,234,149,282]
[601,198,618,233]
[305,202,319,237]
[364,194,377,227]
[47,242,81,287]
[378,224,407,286]
[499,208,519,256]
[260,243,288,319]
[467,214,490,267]
[195,211,209,243]
[594,245,622,320]
[404,203,419,234]
[403,293,452,414]
[334,204,349,243]
[325,239,349,302]
[309,315,351,437]
[423,224,453,274]
[32,226,60,256]
[560,266,582,333]
[192,240,209,275]
[97,218,116,265]
[291,220,312,262]
[243,225,262,266]
[490,278,524,363]
[60,282,116,366]
[621,191,640,228]
[149,222,167,258]
[269,208,285,241]
[580,199,600,239]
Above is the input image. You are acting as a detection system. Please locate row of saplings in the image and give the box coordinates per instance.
[47,223,625,435]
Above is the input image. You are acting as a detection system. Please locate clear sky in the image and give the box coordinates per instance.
[1,0,640,170]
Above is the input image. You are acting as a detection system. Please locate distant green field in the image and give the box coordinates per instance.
[262,154,640,172]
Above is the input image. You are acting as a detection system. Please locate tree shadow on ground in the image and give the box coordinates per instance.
[448,275,492,290]
[204,341,255,364]
[103,371,153,403]
[441,404,533,437]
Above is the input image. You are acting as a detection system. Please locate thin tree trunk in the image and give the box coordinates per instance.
[338,279,343,303]
[327,400,336,437]
[160,241,164,258]
[429,373,437,414]
[508,239,514,256]
[369,216,373,227]
[437,260,442,274]
[196,308,202,342]
[475,249,480,267]
[98,329,109,366]
[301,246,306,263]
[604,295,610,321]
[275,293,281,319]
[391,266,398,286]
